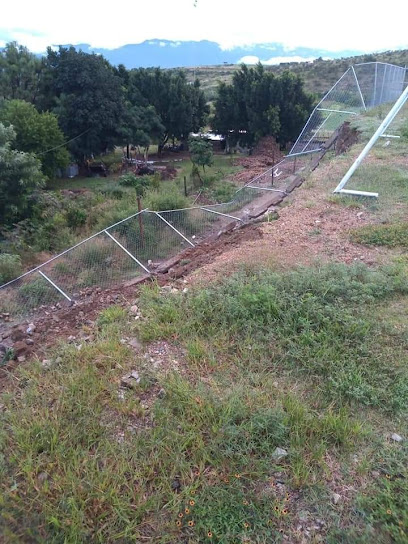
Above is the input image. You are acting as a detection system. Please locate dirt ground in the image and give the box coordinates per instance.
[0,135,395,388]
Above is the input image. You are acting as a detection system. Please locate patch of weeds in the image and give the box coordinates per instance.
[182,482,282,543]
[138,263,408,413]
[350,222,408,248]
[96,305,128,328]
[358,445,408,543]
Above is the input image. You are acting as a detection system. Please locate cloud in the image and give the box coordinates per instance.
[1,0,408,53]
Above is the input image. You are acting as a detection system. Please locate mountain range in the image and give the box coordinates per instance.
[55,40,361,68]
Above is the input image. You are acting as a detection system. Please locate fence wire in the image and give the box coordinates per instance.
[1,62,407,323]
[291,62,406,155]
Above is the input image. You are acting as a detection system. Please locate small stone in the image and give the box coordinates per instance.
[37,472,49,483]
[391,433,403,442]
[332,493,341,505]
[272,447,288,460]
[67,335,76,342]
[371,470,380,479]
[121,371,141,389]
[26,323,36,335]
[17,356,26,363]
[41,359,52,368]
[130,305,139,314]
[182,288,188,294]
[128,338,142,351]
[157,388,166,399]
[25,338,34,346]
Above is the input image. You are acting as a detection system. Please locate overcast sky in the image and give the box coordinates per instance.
[1,0,407,54]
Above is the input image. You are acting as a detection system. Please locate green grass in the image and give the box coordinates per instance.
[350,222,408,248]
[1,262,406,542]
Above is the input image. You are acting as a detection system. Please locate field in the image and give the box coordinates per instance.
[0,104,407,543]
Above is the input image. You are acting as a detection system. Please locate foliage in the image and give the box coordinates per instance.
[127,68,209,152]
[0,253,22,284]
[212,63,314,147]
[0,99,69,177]
[42,46,126,160]
[119,173,151,197]
[0,42,44,106]
[144,183,189,211]
[189,137,213,172]
[350,222,408,248]
[138,263,408,413]
[0,123,45,226]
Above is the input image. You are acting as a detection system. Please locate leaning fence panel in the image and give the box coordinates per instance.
[107,210,191,266]
[40,232,146,297]
[0,272,67,320]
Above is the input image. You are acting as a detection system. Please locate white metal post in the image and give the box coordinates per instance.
[333,84,408,196]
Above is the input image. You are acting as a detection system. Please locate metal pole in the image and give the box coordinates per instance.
[352,66,366,111]
[373,62,378,107]
[38,271,72,302]
[200,207,243,221]
[104,230,150,274]
[154,212,195,247]
[317,108,358,115]
[0,209,148,290]
[334,84,408,194]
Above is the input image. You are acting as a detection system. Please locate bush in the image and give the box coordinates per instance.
[0,253,22,284]
[65,207,87,229]
[350,222,408,248]
[144,184,189,211]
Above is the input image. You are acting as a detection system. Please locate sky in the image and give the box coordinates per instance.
[1,0,407,54]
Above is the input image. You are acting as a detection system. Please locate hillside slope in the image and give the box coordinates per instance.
[1,109,407,543]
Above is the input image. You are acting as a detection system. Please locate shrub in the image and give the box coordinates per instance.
[144,184,189,211]
[350,222,408,248]
[0,253,22,284]
[65,206,87,229]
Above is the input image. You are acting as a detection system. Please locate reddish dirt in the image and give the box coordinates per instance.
[231,136,284,184]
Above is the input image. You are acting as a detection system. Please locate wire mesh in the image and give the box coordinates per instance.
[157,207,236,243]
[291,62,407,155]
[336,102,408,201]
[0,272,67,320]
[107,210,190,266]
[40,232,145,298]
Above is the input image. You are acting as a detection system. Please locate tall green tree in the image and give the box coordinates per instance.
[42,47,126,161]
[0,123,45,226]
[0,99,69,178]
[213,63,313,149]
[0,42,44,106]
[128,68,208,154]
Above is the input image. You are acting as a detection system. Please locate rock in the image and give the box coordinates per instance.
[182,288,189,294]
[121,371,141,389]
[272,447,288,460]
[25,338,34,346]
[67,335,76,343]
[41,359,52,368]
[26,323,36,335]
[13,341,27,358]
[391,433,403,442]
[157,388,166,399]
[17,356,26,363]
[171,478,181,492]
[130,305,139,314]
[55,357,63,364]
[128,338,142,351]
[0,344,6,357]
[371,470,380,479]
[332,493,341,505]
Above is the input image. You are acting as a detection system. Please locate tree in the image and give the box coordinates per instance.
[0,42,44,106]
[42,47,126,161]
[0,99,69,178]
[213,63,313,149]
[0,123,45,226]
[189,137,213,172]
[128,68,209,154]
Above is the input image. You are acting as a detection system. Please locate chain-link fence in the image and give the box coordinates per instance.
[291,62,406,155]
[1,62,407,323]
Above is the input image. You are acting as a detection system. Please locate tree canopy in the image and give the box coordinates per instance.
[212,63,314,148]
[0,99,69,178]
[0,123,45,226]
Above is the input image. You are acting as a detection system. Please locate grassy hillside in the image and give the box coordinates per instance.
[185,49,408,100]
[1,108,407,543]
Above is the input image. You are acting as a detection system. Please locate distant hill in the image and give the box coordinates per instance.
[56,40,360,69]
[184,49,408,100]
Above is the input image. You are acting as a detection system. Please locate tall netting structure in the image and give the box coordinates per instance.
[290,63,406,155]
